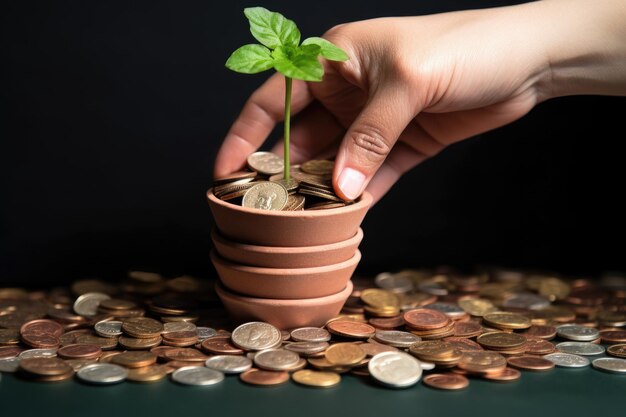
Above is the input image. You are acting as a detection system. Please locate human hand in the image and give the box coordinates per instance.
[214,0,626,203]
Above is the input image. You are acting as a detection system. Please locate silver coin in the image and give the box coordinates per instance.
[172,366,224,386]
[284,341,329,355]
[231,322,282,351]
[374,330,421,348]
[77,363,128,384]
[425,302,467,318]
[368,351,423,388]
[162,321,197,333]
[73,292,111,317]
[247,151,284,175]
[556,341,605,356]
[196,327,218,341]
[374,272,413,294]
[253,349,300,371]
[241,182,288,211]
[556,325,600,342]
[419,361,436,371]
[94,320,123,338]
[501,292,551,310]
[0,357,21,373]
[543,352,590,368]
[205,355,252,374]
[592,358,626,374]
[19,348,57,359]
[290,327,331,343]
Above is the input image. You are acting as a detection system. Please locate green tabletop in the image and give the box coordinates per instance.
[1,364,624,417]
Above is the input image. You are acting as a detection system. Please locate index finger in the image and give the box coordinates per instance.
[213,73,314,178]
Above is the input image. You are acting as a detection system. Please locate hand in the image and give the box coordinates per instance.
[214,0,626,203]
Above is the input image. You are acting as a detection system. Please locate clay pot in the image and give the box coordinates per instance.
[207,189,372,246]
[211,227,363,269]
[215,280,353,329]
[211,249,360,299]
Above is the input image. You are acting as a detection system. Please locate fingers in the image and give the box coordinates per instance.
[270,101,344,164]
[213,73,314,178]
[332,85,417,201]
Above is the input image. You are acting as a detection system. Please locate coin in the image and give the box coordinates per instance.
[111,351,157,368]
[360,289,400,309]
[373,330,421,348]
[453,322,483,338]
[292,369,341,388]
[247,152,283,175]
[241,181,289,211]
[556,324,600,341]
[253,349,300,371]
[19,357,73,376]
[482,367,521,382]
[301,160,334,176]
[600,330,626,344]
[403,309,450,330]
[543,352,590,368]
[73,292,111,317]
[0,346,24,359]
[482,312,531,330]
[425,302,467,319]
[127,365,169,382]
[282,193,305,210]
[556,341,605,356]
[76,363,128,384]
[196,327,218,341]
[591,358,626,374]
[326,321,376,339]
[325,343,366,366]
[205,355,252,374]
[457,298,498,317]
[457,351,507,375]
[374,272,414,294]
[369,316,406,330]
[359,342,399,357]
[423,373,469,390]
[290,327,331,343]
[164,348,209,362]
[284,341,329,355]
[524,338,555,355]
[0,357,21,373]
[172,366,224,386]
[57,344,102,360]
[231,322,282,351]
[119,335,163,350]
[94,320,123,338]
[240,368,290,386]
[201,337,244,355]
[476,332,527,350]
[607,344,626,358]
[520,325,557,340]
[213,170,257,186]
[19,348,58,359]
[368,352,422,388]
[122,317,164,338]
[507,355,555,372]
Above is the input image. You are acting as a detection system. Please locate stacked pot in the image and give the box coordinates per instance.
[207,188,372,330]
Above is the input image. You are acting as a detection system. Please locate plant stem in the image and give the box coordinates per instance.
[283,76,292,181]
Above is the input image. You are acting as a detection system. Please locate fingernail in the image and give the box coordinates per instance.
[337,167,366,200]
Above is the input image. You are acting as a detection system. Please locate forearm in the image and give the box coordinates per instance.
[531,0,626,98]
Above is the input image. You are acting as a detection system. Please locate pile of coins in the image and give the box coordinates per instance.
[1,268,626,388]
[212,151,350,211]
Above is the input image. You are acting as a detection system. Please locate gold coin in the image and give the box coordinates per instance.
[360,289,400,309]
[111,351,157,368]
[483,312,531,330]
[292,369,341,387]
[126,365,169,382]
[246,151,283,175]
[457,299,498,317]
[301,160,334,176]
[242,182,288,211]
[325,343,366,366]
[122,317,164,338]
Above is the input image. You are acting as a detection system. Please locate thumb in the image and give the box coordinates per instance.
[333,86,416,201]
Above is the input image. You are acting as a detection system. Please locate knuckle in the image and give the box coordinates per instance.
[349,125,392,164]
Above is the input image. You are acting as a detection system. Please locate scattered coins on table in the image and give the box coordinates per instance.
[0,269,625,392]
[212,152,352,210]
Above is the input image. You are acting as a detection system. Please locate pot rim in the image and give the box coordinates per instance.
[207,188,372,217]
[211,227,363,255]
[215,279,354,306]
[211,248,361,275]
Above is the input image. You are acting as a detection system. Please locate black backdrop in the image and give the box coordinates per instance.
[2,0,625,287]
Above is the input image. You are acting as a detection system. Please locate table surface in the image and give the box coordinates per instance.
[1,361,624,417]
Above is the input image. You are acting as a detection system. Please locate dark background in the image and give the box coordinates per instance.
[1,0,624,287]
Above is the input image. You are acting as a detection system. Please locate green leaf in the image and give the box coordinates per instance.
[272,46,323,81]
[302,37,349,61]
[244,7,300,49]
[298,44,321,57]
[225,44,274,74]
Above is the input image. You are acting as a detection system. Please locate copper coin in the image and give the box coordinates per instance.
[326,321,376,338]
[111,351,157,368]
[0,328,21,345]
[59,329,92,346]
[164,360,204,370]
[521,325,557,340]
[26,370,75,382]
[607,344,626,358]
[57,343,102,360]
[19,357,73,376]
[368,316,405,330]
[150,346,179,361]
[507,355,555,372]
[477,332,527,350]
[126,365,169,382]
[201,338,244,355]
[358,342,399,357]
[163,348,209,362]
[600,330,626,344]
[457,351,507,374]
[423,373,469,390]
[524,338,555,355]
[0,345,24,359]
[20,332,60,349]
[453,322,483,337]
[443,337,483,352]
[240,368,290,386]
[99,299,137,311]
[118,335,162,350]
[122,317,163,338]
[482,367,522,382]
[75,334,118,350]
[403,309,450,330]
[20,319,64,337]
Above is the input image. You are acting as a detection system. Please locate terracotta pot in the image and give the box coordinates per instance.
[207,189,372,247]
[211,249,360,299]
[215,280,353,330]
[211,227,363,269]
